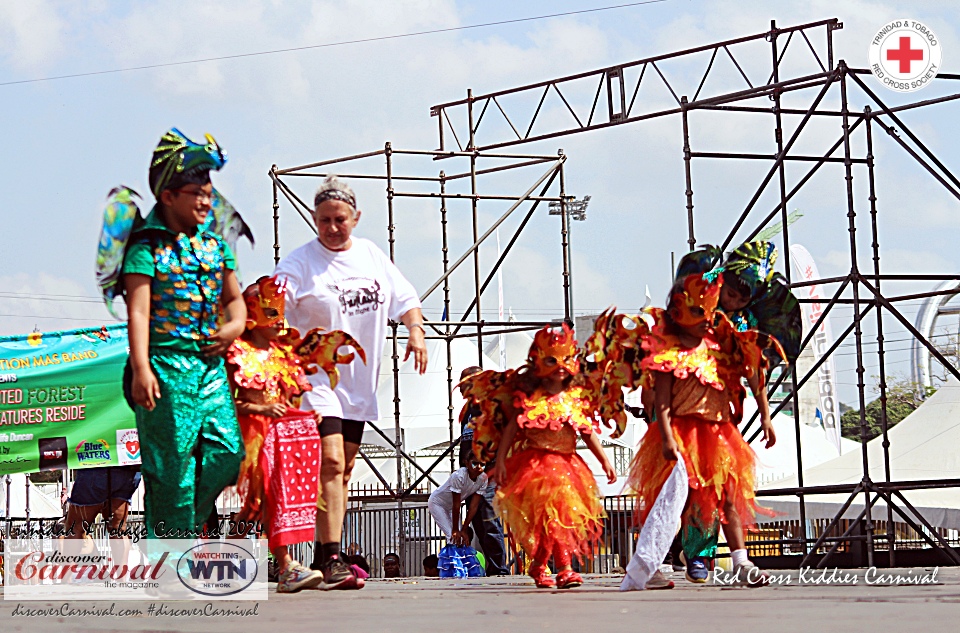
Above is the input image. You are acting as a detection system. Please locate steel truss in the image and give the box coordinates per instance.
[273,18,960,566]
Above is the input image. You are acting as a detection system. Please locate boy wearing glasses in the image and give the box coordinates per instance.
[428,457,489,546]
[121,128,247,539]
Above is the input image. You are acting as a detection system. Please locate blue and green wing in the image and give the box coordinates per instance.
[206,188,254,251]
[96,186,143,319]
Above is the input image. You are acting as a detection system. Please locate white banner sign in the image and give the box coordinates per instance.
[790,244,842,454]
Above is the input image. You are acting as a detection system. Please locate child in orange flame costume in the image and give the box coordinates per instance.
[226,276,365,593]
[627,272,782,585]
[461,324,617,589]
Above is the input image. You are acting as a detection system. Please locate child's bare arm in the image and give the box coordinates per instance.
[747,373,776,448]
[124,274,160,410]
[205,270,247,357]
[655,371,680,461]
[582,430,617,483]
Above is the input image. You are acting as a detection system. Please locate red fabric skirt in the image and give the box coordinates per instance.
[236,409,320,549]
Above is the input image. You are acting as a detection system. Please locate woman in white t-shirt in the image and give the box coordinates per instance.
[274,175,427,590]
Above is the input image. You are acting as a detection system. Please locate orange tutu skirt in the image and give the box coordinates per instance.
[628,416,773,531]
[495,448,605,563]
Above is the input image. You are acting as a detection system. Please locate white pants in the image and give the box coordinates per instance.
[428,498,455,540]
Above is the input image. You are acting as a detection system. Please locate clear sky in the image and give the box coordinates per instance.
[2,0,958,403]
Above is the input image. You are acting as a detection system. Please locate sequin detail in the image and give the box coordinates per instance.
[514,387,598,435]
[149,232,227,340]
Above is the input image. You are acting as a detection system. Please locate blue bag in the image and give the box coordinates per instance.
[438,545,486,578]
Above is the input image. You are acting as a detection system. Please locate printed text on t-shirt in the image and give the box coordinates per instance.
[327,277,385,316]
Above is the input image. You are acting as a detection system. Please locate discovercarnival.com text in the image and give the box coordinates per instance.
[10,603,260,618]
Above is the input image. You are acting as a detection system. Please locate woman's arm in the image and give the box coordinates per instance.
[124,274,160,410]
[582,431,617,483]
[654,371,680,461]
[747,373,776,448]
[399,307,428,374]
[205,270,247,357]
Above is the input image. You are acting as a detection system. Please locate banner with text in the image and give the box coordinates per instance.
[0,324,138,475]
[790,244,843,455]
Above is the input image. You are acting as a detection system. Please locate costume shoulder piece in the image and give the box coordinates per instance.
[582,308,652,438]
[96,186,144,318]
[281,327,366,390]
[711,313,786,390]
[639,308,725,390]
[458,368,519,462]
[513,386,599,435]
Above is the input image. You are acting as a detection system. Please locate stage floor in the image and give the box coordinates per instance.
[2,568,957,632]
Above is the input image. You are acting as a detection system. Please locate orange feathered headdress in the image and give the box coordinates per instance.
[528,322,580,377]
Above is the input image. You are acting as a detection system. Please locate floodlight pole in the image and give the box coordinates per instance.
[550,187,589,322]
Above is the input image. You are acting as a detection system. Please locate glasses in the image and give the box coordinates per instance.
[174,188,213,202]
[469,460,486,469]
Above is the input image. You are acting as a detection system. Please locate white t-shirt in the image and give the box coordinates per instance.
[274,237,421,421]
[429,467,489,515]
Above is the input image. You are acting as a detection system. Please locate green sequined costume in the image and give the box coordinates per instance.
[138,350,243,538]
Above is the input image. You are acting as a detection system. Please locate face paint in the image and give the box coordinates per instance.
[528,323,580,378]
[244,276,286,330]
[669,273,721,328]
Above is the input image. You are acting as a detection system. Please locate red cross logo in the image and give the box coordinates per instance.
[886,36,924,73]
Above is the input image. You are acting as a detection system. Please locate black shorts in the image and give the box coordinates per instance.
[69,466,142,506]
[318,416,366,445]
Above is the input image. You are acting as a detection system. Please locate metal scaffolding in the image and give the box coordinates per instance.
[273,17,960,567]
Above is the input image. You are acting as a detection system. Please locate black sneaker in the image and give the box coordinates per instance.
[321,555,363,590]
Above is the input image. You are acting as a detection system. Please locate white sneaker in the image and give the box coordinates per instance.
[732,562,770,588]
[277,563,325,593]
[645,570,675,590]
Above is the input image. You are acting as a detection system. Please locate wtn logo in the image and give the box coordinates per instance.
[185,560,249,581]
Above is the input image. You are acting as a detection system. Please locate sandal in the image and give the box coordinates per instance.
[530,567,556,588]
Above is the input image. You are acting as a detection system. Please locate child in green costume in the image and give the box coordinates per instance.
[121,129,247,538]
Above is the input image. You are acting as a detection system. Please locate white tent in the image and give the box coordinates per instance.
[758,379,960,529]
[740,396,859,486]
[0,474,63,519]
[483,329,534,370]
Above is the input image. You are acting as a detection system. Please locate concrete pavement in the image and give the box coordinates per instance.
[2,567,957,633]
